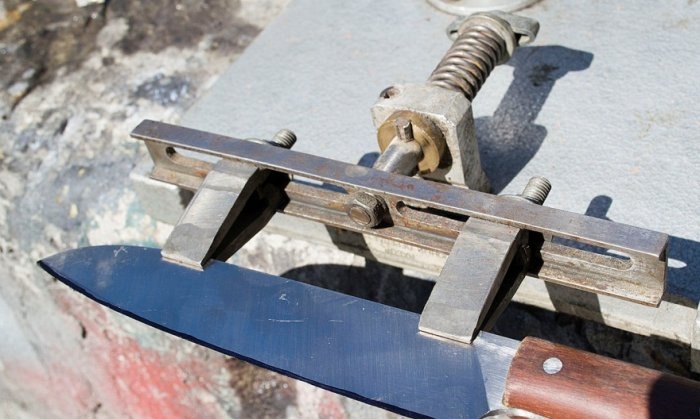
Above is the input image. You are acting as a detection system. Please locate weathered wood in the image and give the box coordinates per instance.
[504,337,700,419]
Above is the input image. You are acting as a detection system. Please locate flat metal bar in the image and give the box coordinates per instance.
[145,140,213,190]
[420,219,524,343]
[162,160,262,269]
[39,245,520,418]
[132,120,667,259]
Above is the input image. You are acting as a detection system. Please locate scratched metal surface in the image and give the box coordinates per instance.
[182,0,700,309]
[39,245,520,419]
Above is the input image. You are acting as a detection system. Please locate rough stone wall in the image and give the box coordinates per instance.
[0,1,390,418]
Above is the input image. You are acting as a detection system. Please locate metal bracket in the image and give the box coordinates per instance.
[369,11,539,190]
[162,160,289,269]
[159,133,295,270]
[371,84,489,188]
[420,186,550,343]
[447,11,540,45]
[420,218,530,343]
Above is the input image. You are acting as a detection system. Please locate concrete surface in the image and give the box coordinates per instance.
[178,0,700,372]
[184,0,700,302]
[1,1,698,419]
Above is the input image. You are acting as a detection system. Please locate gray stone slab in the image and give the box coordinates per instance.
[174,0,700,367]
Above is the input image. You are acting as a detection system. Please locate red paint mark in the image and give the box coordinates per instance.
[102,338,191,419]
[46,291,227,418]
[318,392,347,419]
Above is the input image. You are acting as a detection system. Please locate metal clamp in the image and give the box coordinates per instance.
[132,120,668,335]
[133,11,667,343]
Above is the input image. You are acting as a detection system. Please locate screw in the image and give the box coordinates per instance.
[347,119,415,228]
[394,117,414,143]
[379,85,400,99]
[520,176,551,205]
[542,357,563,374]
[348,193,386,228]
[270,129,297,149]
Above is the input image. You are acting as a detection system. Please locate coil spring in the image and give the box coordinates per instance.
[428,24,509,101]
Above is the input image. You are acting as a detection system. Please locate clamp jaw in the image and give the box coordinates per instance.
[135,12,667,345]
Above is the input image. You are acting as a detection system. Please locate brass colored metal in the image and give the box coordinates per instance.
[377,111,445,174]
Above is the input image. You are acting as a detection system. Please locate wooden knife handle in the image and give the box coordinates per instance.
[503,337,700,419]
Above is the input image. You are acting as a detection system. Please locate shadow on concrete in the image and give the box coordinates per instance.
[477,45,594,193]
[666,236,700,307]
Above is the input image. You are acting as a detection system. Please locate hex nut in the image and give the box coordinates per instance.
[348,193,386,228]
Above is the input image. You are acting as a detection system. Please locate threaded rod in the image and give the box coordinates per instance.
[270,129,297,149]
[521,176,552,205]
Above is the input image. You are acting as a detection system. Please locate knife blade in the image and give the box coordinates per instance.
[38,245,518,419]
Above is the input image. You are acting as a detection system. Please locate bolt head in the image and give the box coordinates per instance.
[348,193,385,228]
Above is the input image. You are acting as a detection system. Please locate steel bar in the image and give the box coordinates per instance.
[420,219,527,343]
[162,158,290,269]
[163,160,263,268]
